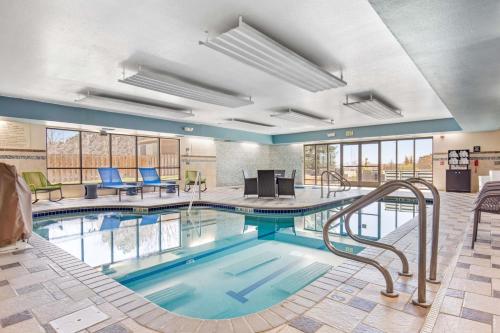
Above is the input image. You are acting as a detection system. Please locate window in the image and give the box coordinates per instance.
[46,129,81,184]
[46,129,180,184]
[81,132,110,183]
[397,140,414,180]
[111,135,137,182]
[415,138,433,183]
[361,143,379,183]
[381,141,396,183]
[160,138,180,180]
[304,145,316,185]
[342,144,359,182]
[303,137,433,186]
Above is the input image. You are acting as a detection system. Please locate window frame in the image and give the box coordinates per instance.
[46,128,181,185]
[304,136,433,187]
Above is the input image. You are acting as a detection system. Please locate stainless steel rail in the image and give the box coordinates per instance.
[187,171,202,216]
[322,180,431,307]
[320,170,350,198]
[406,178,441,284]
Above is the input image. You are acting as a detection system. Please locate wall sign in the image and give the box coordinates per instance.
[0,121,30,149]
[345,130,354,137]
[473,146,481,152]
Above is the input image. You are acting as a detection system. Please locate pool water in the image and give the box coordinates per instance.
[33,200,420,319]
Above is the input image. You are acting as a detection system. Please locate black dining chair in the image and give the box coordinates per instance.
[257,170,277,198]
[277,169,296,198]
[242,170,257,197]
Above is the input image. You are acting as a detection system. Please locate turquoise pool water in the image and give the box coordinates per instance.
[33,200,420,319]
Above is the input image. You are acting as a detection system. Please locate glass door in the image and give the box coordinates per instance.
[342,144,359,184]
[360,142,380,186]
[315,144,328,184]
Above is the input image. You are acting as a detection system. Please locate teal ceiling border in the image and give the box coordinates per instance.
[0,96,462,145]
[0,96,273,144]
[271,118,462,144]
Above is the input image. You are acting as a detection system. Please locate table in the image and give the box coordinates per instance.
[84,184,98,199]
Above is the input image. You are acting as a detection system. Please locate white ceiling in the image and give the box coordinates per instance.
[0,0,452,135]
[369,0,500,132]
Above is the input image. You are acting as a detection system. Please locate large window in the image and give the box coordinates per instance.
[46,129,81,184]
[82,132,110,183]
[304,137,432,186]
[46,129,180,184]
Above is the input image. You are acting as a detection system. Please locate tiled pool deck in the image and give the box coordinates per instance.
[1,188,496,333]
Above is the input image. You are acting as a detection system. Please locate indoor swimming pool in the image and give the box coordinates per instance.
[33,199,422,319]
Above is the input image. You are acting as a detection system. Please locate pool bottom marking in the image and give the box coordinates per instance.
[226,259,301,303]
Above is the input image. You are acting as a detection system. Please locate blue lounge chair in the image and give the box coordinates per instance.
[139,168,179,197]
[98,168,143,202]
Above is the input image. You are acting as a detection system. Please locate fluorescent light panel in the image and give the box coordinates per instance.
[119,68,253,108]
[271,109,333,126]
[200,17,346,92]
[344,96,402,120]
[226,118,275,129]
[77,95,194,119]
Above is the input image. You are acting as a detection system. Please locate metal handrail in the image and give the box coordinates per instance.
[322,180,431,307]
[406,178,440,283]
[187,171,202,216]
[321,170,350,198]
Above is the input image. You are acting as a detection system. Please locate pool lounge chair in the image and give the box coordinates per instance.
[22,171,63,203]
[243,170,257,197]
[184,170,207,192]
[97,168,143,202]
[139,168,179,197]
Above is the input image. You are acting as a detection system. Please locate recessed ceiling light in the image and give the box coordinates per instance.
[200,16,346,92]
[343,94,402,119]
[119,67,253,108]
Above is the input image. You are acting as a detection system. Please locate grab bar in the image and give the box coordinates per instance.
[323,180,431,307]
[321,170,351,198]
[406,178,440,284]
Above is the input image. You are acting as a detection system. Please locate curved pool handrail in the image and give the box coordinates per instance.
[406,178,441,284]
[322,180,430,307]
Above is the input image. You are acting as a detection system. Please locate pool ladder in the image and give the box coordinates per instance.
[322,179,440,308]
[187,171,202,216]
[320,170,351,198]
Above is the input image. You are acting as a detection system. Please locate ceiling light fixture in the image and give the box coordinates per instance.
[343,94,402,119]
[270,109,334,126]
[200,16,346,92]
[76,94,194,119]
[225,118,275,129]
[119,67,253,108]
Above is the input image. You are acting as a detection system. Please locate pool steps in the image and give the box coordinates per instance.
[273,262,332,294]
[145,283,195,305]
[221,253,280,276]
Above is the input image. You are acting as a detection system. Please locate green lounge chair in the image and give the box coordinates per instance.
[184,170,207,192]
[22,171,63,203]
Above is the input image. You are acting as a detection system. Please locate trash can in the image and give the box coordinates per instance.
[84,184,98,199]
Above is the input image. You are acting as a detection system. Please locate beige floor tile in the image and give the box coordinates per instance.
[305,298,366,332]
[315,325,345,333]
[440,296,463,316]
[0,318,45,333]
[0,289,54,318]
[119,318,157,333]
[0,285,16,301]
[433,313,491,333]
[363,304,423,333]
[470,265,500,279]
[356,283,412,311]
[464,292,500,315]
[458,256,491,267]
[449,277,492,296]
